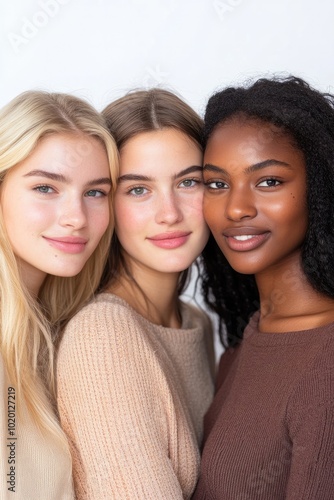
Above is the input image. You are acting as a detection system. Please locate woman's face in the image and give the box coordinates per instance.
[203,118,308,277]
[114,128,209,276]
[0,133,111,294]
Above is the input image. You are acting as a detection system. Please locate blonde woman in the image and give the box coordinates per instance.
[57,89,215,499]
[0,90,118,499]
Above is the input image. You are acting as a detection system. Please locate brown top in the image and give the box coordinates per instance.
[193,312,334,500]
[57,293,215,499]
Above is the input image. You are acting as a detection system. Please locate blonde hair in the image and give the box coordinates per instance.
[0,90,118,444]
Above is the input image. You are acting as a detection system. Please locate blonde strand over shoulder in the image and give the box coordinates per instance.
[0,90,118,447]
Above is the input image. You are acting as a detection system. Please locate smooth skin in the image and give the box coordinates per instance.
[203,118,334,333]
[0,133,112,295]
[110,128,209,327]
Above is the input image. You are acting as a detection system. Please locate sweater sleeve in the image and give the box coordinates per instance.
[285,364,334,500]
[56,300,189,500]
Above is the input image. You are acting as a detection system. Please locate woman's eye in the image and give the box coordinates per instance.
[128,186,148,196]
[85,189,106,197]
[257,178,282,187]
[34,185,54,194]
[179,178,199,188]
[204,180,228,190]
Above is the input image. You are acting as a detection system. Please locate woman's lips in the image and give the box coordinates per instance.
[223,228,270,252]
[43,236,88,254]
[147,231,191,249]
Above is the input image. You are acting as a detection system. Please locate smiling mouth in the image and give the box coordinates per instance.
[44,236,87,254]
[147,232,191,249]
[224,232,270,251]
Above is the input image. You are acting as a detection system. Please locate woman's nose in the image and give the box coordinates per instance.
[58,197,88,229]
[224,189,257,221]
[155,192,183,225]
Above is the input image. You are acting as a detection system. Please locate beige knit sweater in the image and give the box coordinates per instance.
[56,293,215,499]
[0,356,74,499]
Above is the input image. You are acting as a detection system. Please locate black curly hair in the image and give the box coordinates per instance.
[200,76,334,347]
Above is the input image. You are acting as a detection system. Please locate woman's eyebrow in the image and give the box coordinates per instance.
[118,174,151,183]
[23,169,111,187]
[203,164,230,178]
[24,169,67,182]
[85,177,112,187]
[203,159,291,176]
[118,165,202,183]
[245,159,291,173]
[203,163,225,174]
[174,165,202,179]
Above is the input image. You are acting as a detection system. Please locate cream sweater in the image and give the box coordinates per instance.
[0,356,74,499]
[56,293,215,499]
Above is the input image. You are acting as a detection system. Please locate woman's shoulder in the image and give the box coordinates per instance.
[66,292,138,325]
[58,293,146,352]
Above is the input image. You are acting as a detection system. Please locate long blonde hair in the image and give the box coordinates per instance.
[0,90,118,444]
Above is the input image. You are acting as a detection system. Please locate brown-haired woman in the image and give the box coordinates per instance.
[57,89,215,499]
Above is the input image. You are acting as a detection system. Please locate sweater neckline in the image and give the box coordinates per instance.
[244,311,334,346]
[95,292,202,334]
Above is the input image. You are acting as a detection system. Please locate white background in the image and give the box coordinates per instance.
[2,0,334,354]
[2,0,334,113]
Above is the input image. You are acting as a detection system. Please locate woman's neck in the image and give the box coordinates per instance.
[255,256,334,332]
[107,263,182,328]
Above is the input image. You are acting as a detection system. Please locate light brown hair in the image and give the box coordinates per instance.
[100,88,203,294]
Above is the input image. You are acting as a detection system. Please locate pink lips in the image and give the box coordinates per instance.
[43,236,88,254]
[147,231,191,249]
[223,227,270,252]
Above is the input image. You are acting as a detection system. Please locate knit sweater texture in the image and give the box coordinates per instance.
[193,312,334,500]
[0,355,74,499]
[57,293,215,499]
